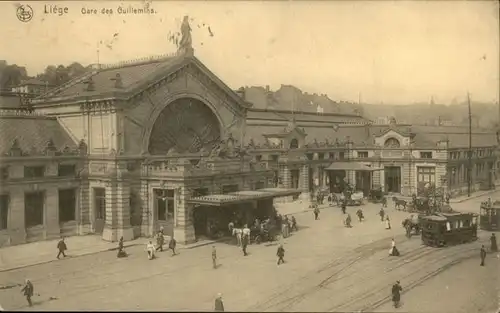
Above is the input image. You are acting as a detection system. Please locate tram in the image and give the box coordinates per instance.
[479,201,500,231]
[419,212,478,247]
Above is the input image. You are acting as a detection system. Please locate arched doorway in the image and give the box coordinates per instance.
[148,98,222,155]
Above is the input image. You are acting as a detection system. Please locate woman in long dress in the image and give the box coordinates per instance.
[389,238,400,256]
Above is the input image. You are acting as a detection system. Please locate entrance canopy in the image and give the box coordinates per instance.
[187,188,302,206]
[325,162,383,172]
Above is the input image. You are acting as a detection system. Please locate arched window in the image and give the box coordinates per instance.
[290,138,299,149]
[384,138,400,148]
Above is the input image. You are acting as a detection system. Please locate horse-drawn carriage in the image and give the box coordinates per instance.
[402,214,422,237]
[419,212,478,247]
[368,187,386,203]
[250,220,280,244]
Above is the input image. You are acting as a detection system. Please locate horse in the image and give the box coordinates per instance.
[392,197,407,211]
[232,228,242,246]
[402,216,420,237]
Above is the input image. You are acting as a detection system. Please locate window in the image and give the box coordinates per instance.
[329,152,335,159]
[94,188,106,220]
[289,138,299,149]
[291,169,300,189]
[306,153,313,160]
[255,155,262,162]
[0,167,8,181]
[420,152,433,159]
[357,151,368,158]
[318,153,324,160]
[271,155,279,162]
[384,138,400,148]
[193,188,208,197]
[25,191,44,227]
[24,166,45,178]
[417,167,436,183]
[254,181,265,190]
[58,164,76,177]
[0,195,8,230]
[339,152,345,160]
[222,185,238,194]
[59,189,76,222]
[157,189,174,221]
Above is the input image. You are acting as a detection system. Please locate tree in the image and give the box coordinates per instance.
[36,62,87,86]
[0,63,28,89]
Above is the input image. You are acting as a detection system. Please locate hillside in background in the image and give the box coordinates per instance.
[361,102,499,128]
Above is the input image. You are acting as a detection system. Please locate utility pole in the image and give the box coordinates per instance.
[467,92,472,197]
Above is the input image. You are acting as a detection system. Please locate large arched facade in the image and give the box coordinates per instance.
[148,97,222,155]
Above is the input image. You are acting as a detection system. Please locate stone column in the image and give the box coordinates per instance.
[8,189,26,245]
[282,165,291,188]
[45,187,60,240]
[173,186,196,245]
[102,162,134,242]
[140,177,153,237]
[300,164,311,202]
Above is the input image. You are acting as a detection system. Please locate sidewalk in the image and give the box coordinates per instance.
[0,234,230,273]
[449,189,499,203]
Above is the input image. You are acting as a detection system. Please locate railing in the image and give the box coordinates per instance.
[0,109,47,117]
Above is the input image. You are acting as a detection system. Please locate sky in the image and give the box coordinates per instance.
[0,0,498,105]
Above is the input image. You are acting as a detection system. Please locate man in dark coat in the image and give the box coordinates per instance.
[169,237,177,256]
[490,233,498,252]
[117,236,127,258]
[212,246,217,269]
[156,232,164,252]
[341,201,347,215]
[379,207,385,222]
[241,234,248,256]
[21,279,34,307]
[313,205,320,220]
[214,293,224,312]
[277,244,285,265]
[57,237,67,259]
[391,281,402,308]
[480,245,487,266]
[291,216,298,232]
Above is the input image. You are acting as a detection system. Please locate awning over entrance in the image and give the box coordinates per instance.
[325,162,383,172]
[187,188,302,206]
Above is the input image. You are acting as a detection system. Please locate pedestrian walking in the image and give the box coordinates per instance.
[341,202,347,214]
[212,246,218,269]
[214,293,224,312]
[391,281,402,308]
[242,234,248,256]
[20,279,34,307]
[381,196,387,208]
[291,216,298,231]
[313,205,320,220]
[56,237,67,259]
[356,209,364,222]
[379,207,385,222]
[385,215,392,230]
[156,232,164,252]
[169,237,177,256]
[117,236,127,258]
[146,241,156,260]
[480,245,487,266]
[344,213,352,228]
[277,244,285,265]
[490,233,498,252]
[389,238,400,256]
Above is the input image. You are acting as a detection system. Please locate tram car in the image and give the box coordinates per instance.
[419,212,478,247]
[479,201,500,231]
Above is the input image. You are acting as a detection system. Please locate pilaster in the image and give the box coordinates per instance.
[45,187,60,239]
[173,186,196,245]
[8,189,26,245]
[300,164,311,202]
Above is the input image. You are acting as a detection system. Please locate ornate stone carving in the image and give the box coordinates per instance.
[78,139,88,154]
[178,15,193,55]
[9,138,22,156]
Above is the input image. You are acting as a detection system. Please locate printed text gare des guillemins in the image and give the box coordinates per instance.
[43,4,157,16]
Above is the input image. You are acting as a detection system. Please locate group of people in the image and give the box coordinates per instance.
[145,228,177,260]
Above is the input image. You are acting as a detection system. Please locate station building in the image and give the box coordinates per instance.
[0,41,498,247]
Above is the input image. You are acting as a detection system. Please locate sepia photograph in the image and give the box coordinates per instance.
[0,0,499,311]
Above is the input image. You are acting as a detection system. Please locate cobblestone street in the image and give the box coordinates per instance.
[0,194,498,311]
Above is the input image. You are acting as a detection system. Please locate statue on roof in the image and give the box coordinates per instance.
[178,15,193,55]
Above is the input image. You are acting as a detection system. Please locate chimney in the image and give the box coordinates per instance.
[111,73,123,89]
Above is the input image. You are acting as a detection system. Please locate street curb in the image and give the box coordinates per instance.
[450,189,497,204]
[0,243,141,274]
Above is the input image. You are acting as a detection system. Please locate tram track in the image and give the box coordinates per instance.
[248,234,410,311]
[327,244,481,312]
[252,237,487,312]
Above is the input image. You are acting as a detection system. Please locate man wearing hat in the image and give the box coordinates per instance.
[214,293,224,312]
[21,279,34,307]
[480,245,487,266]
[391,281,402,308]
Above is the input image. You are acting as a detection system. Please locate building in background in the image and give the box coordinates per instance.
[0,22,497,247]
[11,78,52,98]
